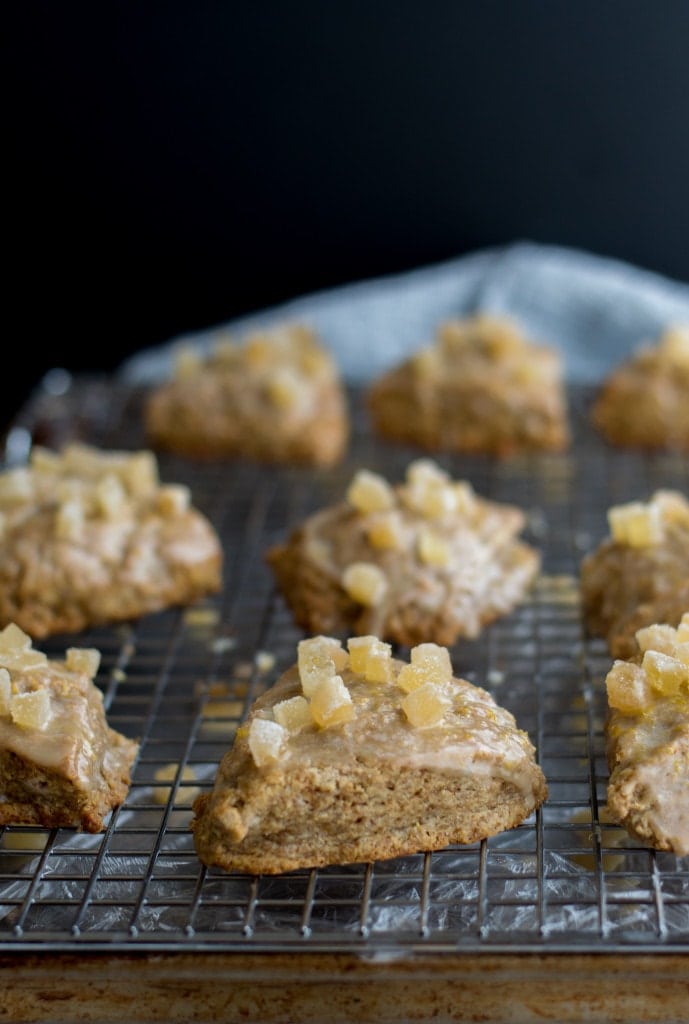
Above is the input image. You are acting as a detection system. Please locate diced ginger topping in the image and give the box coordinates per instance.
[55,497,85,541]
[152,763,200,805]
[0,468,34,506]
[401,682,450,728]
[608,619,689,714]
[678,613,689,644]
[642,649,689,696]
[309,674,354,729]
[359,638,395,684]
[265,367,303,410]
[365,510,406,551]
[0,668,10,714]
[248,717,288,767]
[298,636,348,697]
[0,623,33,653]
[606,660,651,714]
[411,643,453,682]
[346,635,379,675]
[396,663,428,694]
[417,527,450,567]
[608,500,663,548]
[273,694,312,733]
[634,623,680,657]
[0,624,48,673]
[342,562,387,606]
[346,469,396,514]
[10,688,52,731]
[65,647,101,679]
[95,473,127,520]
[157,484,191,517]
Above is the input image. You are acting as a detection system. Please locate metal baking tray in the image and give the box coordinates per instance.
[1,374,688,956]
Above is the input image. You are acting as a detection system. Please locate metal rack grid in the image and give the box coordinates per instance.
[1,377,688,955]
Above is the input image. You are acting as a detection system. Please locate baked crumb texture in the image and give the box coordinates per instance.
[605,615,689,854]
[580,490,689,659]
[192,634,547,874]
[0,623,138,831]
[592,324,689,451]
[266,459,540,647]
[144,322,349,465]
[365,313,570,456]
[0,442,223,639]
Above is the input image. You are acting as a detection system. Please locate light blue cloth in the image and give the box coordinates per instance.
[119,241,689,386]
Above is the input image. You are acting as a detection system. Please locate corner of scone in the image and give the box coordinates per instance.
[191,633,547,875]
[0,621,139,832]
[604,613,689,855]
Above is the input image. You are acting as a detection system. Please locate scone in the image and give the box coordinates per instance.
[580,490,689,659]
[144,322,349,465]
[192,634,547,874]
[592,324,689,451]
[604,615,689,854]
[0,623,138,832]
[366,313,570,456]
[0,442,222,639]
[266,458,540,647]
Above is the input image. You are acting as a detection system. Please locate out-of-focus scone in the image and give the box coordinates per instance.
[580,490,689,659]
[604,614,689,854]
[592,324,689,451]
[144,322,349,466]
[0,623,138,832]
[366,314,570,456]
[266,459,540,647]
[0,442,222,639]
[192,634,547,874]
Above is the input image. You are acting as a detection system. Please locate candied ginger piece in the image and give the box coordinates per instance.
[248,717,288,767]
[605,660,650,714]
[608,501,663,548]
[152,763,200,806]
[157,484,191,517]
[360,638,394,684]
[417,527,450,567]
[401,682,450,728]
[55,497,85,541]
[0,667,10,714]
[95,473,127,520]
[11,689,52,730]
[273,695,313,733]
[396,663,427,693]
[346,469,396,514]
[0,623,33,653]
[634,623,681,657]
[411,643,453,683]
[347,635,380,674]
[265,367,303,410]
[679,613,689,643]
[298,636,347,696]
[342,562,387,606]
[310,675,354,729]
[65,647,101,679]
[642,650,689,696]
[366,510,406,551]
[0,467,33,506]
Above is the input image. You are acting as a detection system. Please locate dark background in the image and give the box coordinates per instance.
[6,2,689,425]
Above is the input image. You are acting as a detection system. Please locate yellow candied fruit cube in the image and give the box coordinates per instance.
[273,695,313,733]
[362,639,394,684]
[605,660,651,714]
[608,501,663,548]
[248,716,288,767]
[411,642,453,683]
[634,623,681,657]
[0,667,10,714]
[0,623,33,654]
[642,649,689,696]
[157,484,191,517]
[366,511,406,551]
[346,469,396,514]
[121,451,159,496]
[298,346,330,378]
[651,490,689,529]
[415,480,460,520]
[0,467,34,506]
[405,458,450,490]
[676,642,689,668]
[95,473,127,520]
[396,663,427,693]
[55,497,85,541]
[298,636,348,696]
[265,367,303,411]
[401,682,450,728]
[678,613,689,643]
[417,527,450,567]
[342,562,387,606]
[347,635,379,674]
[65,647,101,679]
[152,763,200,806]
[310,674,354,729]
[10,689,52,730]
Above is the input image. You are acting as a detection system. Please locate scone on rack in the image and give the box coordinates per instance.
[266,459,540,648]
[580,490,689,659]
[0,623,138,831]
[366,313,570,456]
[0,442,222,639]
[192,634,547,874]
[591,324,689,451]
[604,614,689,855]
[144,322,349,466]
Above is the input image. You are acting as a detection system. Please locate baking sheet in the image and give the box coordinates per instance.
[1,377,688,955]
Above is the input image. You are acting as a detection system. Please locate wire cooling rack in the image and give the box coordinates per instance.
[1,376,688,956]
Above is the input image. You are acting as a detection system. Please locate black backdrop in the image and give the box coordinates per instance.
[6,2,689,425]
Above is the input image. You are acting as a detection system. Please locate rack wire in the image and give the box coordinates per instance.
[1,377,688,955]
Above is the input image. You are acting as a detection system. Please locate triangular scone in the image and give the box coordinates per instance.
[0,624,138,832]
[366,314,570,456]
[192,635,547,874]
[580,490,689,659]
[592,325,689,451]
[0,442,222,639]
[266,459,540,648]
[144,322,349,466]
[605,614,689,854]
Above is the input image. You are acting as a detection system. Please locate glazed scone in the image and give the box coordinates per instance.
[580,490,689,658]
[0,442,222,639]
[144,322,349,465]
[266,459,540,647]
[192,634,547,874]
[592,324,689,451]
[605,615,689,854]
[0,623,138,831]
[366,314,570,456]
